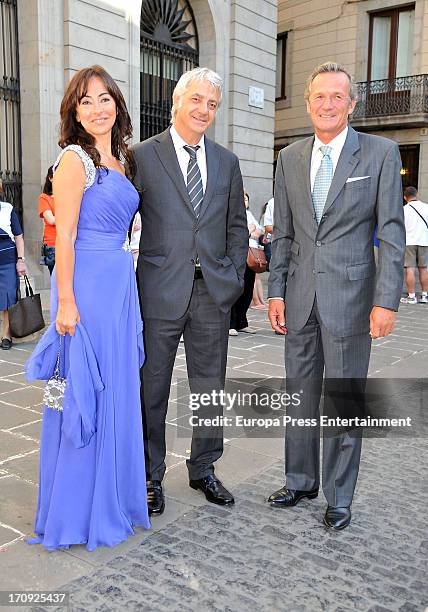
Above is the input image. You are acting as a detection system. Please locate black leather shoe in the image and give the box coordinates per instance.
[147,480,165,516]
[1,337,12,350]
[268,485,318,507]
[323,506,351,530]
[189,474,234,505]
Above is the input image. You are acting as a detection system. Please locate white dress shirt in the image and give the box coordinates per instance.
[170,125,207,192]
[310,126,348,191]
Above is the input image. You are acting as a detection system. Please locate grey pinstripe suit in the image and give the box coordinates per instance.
[268,126,405,506]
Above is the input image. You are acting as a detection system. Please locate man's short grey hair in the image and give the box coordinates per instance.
[304,62,357,102]
[171,67,223,122]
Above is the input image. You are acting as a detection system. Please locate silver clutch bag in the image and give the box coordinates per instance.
[43,334,66,412]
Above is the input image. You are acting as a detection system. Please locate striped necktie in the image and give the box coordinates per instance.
[184,145,204,216]
[312,145,333,224]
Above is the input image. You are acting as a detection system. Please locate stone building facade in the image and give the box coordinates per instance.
[6,0,277,284]
[276,0,428,194]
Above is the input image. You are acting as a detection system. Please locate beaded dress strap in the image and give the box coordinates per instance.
[53,144,96,192]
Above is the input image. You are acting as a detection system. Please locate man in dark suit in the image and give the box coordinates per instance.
[268,62,405,529]
[133,68,248,515]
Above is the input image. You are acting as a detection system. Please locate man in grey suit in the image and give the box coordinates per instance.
[268,62,405,529]
[133,68,248,515]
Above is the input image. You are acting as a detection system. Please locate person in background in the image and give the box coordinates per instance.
[251,200,271,311]
[251,271,267,310]
[400,186,428,304]
[263,197,274,257]
[230,190,262,334]
[129,211,142,269]
[0,178,26,349]
[38,166,56,275]
[373,225,379,266]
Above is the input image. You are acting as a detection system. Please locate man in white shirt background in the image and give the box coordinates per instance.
[401,186,428,304]
[264,197,274,238]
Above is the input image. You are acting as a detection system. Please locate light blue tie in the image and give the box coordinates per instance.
[312,145,333,224]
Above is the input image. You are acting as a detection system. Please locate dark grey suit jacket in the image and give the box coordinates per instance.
[133,128,248,320]
[268,126,405,337]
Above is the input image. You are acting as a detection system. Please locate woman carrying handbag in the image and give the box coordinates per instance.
[229,190,263,335]
[0,178,27,350]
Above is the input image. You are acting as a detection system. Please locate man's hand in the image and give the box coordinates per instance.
[268,298,287,334]
[370,306,396,339]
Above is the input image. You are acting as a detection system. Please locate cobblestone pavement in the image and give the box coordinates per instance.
[0,295,427,611]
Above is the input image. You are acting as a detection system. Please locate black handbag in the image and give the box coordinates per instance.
[8,275,45,338]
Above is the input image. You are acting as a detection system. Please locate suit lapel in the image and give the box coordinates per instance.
[153,128,195,216]
[198,138,220,220]
[323,126,360,215]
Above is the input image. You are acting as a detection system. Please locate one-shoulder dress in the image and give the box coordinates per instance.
[26,145,150,551]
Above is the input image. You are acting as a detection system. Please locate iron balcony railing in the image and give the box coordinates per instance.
[353,74,428,119]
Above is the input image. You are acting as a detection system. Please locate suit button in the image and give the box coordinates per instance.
[316,240,322,246]
[312,269,316,274]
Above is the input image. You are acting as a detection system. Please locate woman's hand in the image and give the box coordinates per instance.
[56,299,80,336]
[16,259,26,277]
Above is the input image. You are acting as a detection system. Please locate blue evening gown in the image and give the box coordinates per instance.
[26,145,150,551]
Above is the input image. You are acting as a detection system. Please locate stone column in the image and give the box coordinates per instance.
[18,0,64,287]
[228,0,277,216]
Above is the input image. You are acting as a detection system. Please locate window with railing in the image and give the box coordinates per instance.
[353,74,428,119]
[368,5,415,81]
[359,5,416,118]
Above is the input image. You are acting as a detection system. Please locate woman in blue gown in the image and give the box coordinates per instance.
[26,65,150,550]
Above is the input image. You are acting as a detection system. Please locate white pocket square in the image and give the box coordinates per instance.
[346,176,370,183]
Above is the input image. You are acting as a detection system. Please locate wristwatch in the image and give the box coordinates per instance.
[17,257,25,261]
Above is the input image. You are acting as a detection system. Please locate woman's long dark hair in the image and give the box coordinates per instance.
[42,166,53,195]
[59,65,136,180]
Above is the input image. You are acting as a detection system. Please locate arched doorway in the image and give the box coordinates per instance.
[140,0,199,141]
